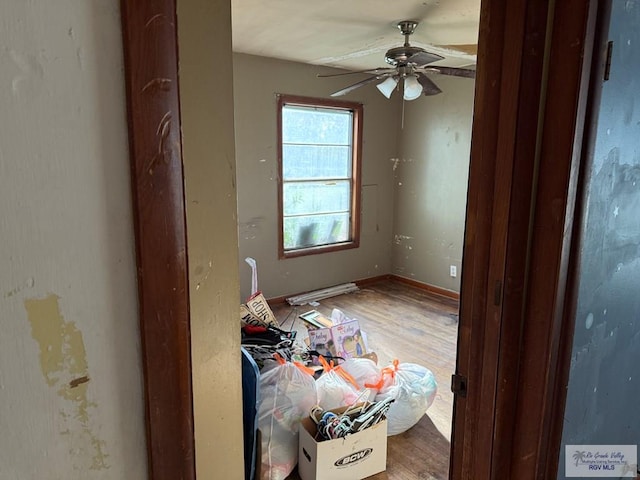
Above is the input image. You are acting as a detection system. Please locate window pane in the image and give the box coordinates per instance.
[283,181,350,216]
[283,213,350,250]
[282,106,352,145]
[282,145,351,180]
[277,95,361,256]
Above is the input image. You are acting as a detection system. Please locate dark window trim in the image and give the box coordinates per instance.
[276,94,363,259]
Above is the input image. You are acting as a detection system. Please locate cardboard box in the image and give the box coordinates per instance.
[298,407,387,480]
[244,291,279,326]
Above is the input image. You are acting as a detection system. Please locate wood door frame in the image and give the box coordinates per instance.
[120,1,195,479]
[542,2,613,477]
[118,0,601,479]
[452,0,601,478]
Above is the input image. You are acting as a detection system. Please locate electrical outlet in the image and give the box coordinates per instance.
[450,265,457,278]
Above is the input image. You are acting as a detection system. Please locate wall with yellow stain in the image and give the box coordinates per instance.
[0,0,146,478]
[24,295,109,471]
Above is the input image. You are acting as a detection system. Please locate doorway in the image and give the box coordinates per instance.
[231,32,475,480]
[119,0,603,479]
[230,17,475,480]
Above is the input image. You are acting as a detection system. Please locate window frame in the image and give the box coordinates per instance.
[277,94,363,259]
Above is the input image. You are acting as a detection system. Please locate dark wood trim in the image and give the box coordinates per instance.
[266,274,459,306]
[276,94,363,259]
[499,0,600,477]
[351,97,363,253]
[276,93,285,259]
[543,2,611,478]
[276,93,363,110]
[452,0,600,479]
[390,275,460,301]
[120,2,195,480]
[354,274,393,289]
[451,0,518,476]
[279,241,360,259]
[267,294,292,306]
[490,0,553,476]
[464,0,531,475]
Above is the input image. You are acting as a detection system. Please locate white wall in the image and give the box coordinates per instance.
[233,54,401,300]
[0,1,146,479]
[393,75,475,292]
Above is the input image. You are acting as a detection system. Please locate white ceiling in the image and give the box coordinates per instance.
[231,0,481,71]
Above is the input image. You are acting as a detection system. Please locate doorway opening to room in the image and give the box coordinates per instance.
[230,4,478,479]
[120,0,604,479]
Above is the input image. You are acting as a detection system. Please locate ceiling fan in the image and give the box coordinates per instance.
[319,20,476,100]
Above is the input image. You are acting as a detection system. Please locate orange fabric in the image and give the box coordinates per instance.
[364,378,385,390]
[293,361,316,376]
[334,365,361,390]
[318,355,361,390]
[273,353,316,376]
[318,355,333,372]
[365,359,400,390]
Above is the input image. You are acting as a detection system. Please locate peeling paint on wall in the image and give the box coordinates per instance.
[9,49,45,97]
[394,234,413,245]
[23,294,109,471]
[4,276,35,298]
[389,157,415,172]
[194,260,213,291]
[239,216,265,240]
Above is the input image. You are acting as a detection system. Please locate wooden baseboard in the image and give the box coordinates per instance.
[266,293,290,306]
[389,275,460,301]
[354,274,393,287]
[266,273,459,305]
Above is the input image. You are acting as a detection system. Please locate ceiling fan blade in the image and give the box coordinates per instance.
[407,51,444,67]
[317,67,395,78]
[436,44,478,56]
[416,73,443,96]
[424,66,476,78]
[330,74,391,97]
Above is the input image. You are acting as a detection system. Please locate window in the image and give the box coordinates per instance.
[277,95,363,258]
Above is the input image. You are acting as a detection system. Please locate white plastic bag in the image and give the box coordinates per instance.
[258,355,318,480]
[315,356,362,410]
[374,360,438,436]
[330,308,352,325]
[340,357,382,395]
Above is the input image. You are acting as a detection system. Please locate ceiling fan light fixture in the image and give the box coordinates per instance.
[376,77,398,98]
[403,75,422,101]
[322,20,476,99]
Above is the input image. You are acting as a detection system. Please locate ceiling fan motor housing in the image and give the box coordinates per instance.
[385,20,425,67]
[384,45,428,67]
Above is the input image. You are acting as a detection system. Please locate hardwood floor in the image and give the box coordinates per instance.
[270,278,459,480]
